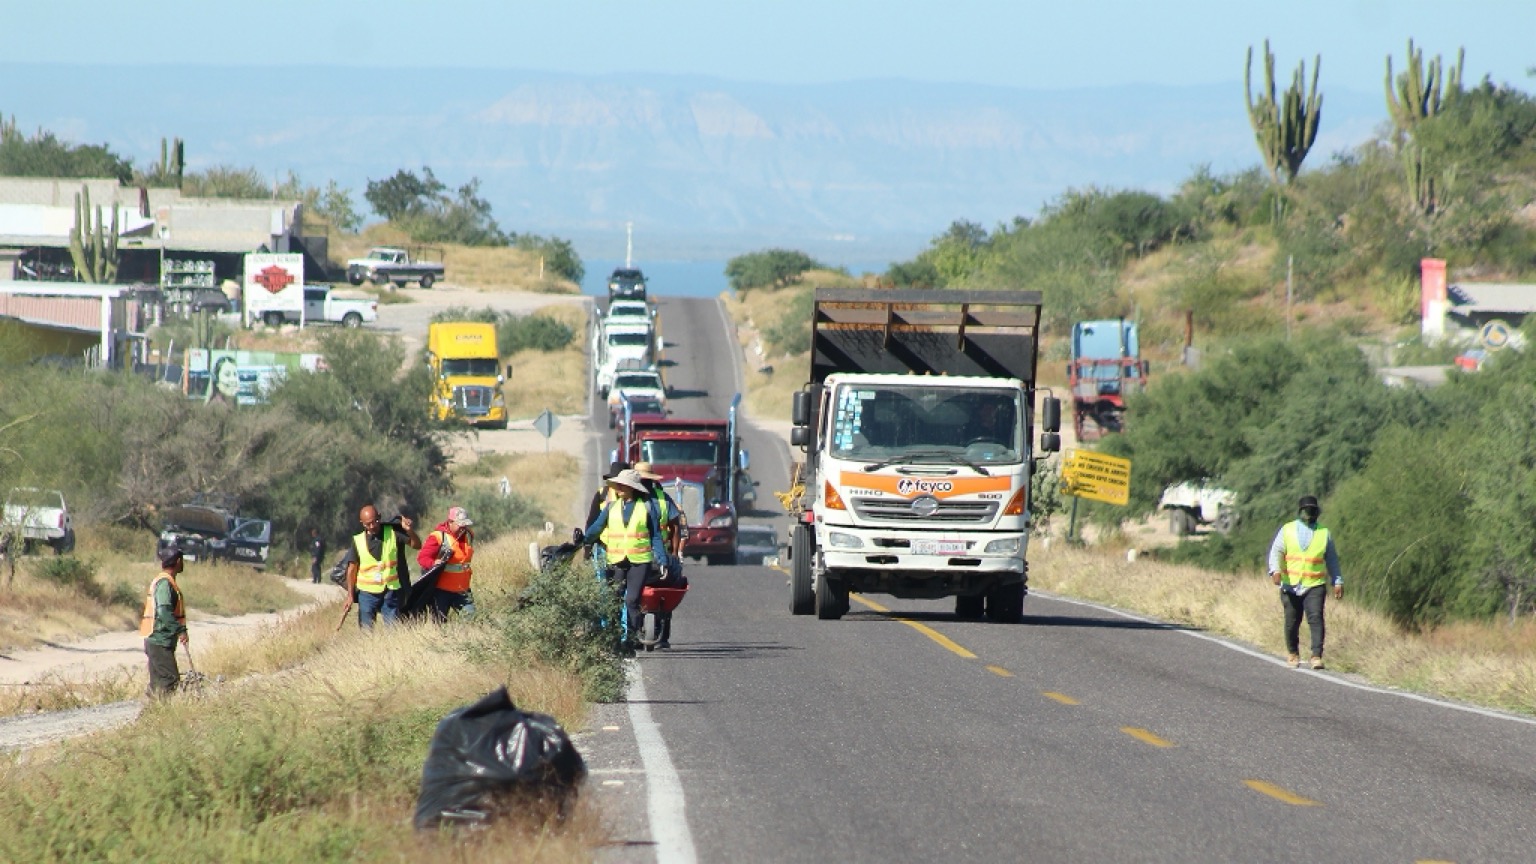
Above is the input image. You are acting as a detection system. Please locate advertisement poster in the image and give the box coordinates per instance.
[242,253,304,328]
[186,350,322,406]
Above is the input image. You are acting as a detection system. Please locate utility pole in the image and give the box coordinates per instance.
[625,221,634,269]
[1286,254,1294,341]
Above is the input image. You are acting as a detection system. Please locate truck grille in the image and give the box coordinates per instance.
[851,499,999,524]
[452,385,493,416]
[667,480,707,526]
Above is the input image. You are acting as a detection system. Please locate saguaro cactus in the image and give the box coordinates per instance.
[157,136,185,188]
[68,186,120,284]
[1244,40,1323,186]
[1386,41,1464,214]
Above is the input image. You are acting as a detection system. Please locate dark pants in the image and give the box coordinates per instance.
[432,589,475,622]
[145,639,180,698]
[311,559,322,584]
[608,560,652,641]
[1282,585,1328,657]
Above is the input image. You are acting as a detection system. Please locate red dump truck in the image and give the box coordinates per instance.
[617,397,748,565]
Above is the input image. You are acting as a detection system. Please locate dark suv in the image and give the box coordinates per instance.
[607,267,648,302]
[157,504,272,568]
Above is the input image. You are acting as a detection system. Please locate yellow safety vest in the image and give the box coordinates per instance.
[354,529,400,593]
[432,529,473,593]
[1280,522,1330,590]
[601,502,654,564]
[139,573,185,637]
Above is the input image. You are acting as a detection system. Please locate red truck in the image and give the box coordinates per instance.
[617,396,748,565]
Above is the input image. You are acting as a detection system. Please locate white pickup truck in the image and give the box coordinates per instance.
[2,488,75,554]
[259,285,377,328]
[345,247,445,289]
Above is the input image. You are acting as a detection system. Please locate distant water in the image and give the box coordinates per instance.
[580,258,895,299]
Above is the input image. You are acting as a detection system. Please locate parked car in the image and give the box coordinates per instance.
[345,247,445,289]
[157,504,272,568]
[258,285,377,328]
[1,487,74,554]
[734,524,780,566]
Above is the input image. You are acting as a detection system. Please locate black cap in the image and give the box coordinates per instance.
[604,461,631,480]
[1298,496,1320,512]
[159,545,184,566]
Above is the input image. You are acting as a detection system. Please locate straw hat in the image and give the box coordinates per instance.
[633,461,662,481]
[607,469,649,494]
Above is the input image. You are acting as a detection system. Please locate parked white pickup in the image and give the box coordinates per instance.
[2,487,75,554]
[259,285,377,328]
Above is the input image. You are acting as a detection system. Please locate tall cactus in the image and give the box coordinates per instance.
[1386,41,1464,214]
[155,136,185,188]
[68,186,120,284]
[1244,40,1323,186]
[0,111,16,142]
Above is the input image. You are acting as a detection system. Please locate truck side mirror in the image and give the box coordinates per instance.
[1041,396,1061,434]
[608,448,618,465]
[791,391,812,427]
[1039,432,1061,454]
[739,450,751,471]
[790,427,808,447]
[505,364,513,381]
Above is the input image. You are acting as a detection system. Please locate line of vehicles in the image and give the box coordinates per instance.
[597,268,757,566]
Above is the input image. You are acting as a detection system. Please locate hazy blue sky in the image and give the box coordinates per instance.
[11,0,1534,95]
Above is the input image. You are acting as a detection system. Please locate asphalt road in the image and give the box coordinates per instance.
[584,296,1536,864]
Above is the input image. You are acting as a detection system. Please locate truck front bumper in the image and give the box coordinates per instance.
[684,528,734,558]
[816,524,1028,597]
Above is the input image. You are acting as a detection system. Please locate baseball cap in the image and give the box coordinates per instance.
[158,545,184,566]
[448,506,474,527]
[1298,495,1320,512]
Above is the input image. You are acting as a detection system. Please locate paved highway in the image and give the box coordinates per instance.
[583,296,1536,863]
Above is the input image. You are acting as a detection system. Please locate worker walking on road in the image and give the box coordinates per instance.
[337,504,421,630]
[1268,495,1344,669]
[417,505,476,621]
[581,469,672,651]
[635,461,687,649]
[141,546,189,698]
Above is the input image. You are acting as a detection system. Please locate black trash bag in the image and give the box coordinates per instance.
[539,541,581,574]
[414,686,587,831]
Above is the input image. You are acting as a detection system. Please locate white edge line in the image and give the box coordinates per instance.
[627,664,699,864]
[1034,590,1536,728]
[714,296,746,394]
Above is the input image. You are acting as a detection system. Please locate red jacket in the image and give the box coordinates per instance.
[418,521,474,592]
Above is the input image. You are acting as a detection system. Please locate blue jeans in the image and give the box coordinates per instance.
[357,588,399,630]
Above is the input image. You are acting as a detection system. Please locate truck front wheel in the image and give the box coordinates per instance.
[815,572,848,620]
[419,274,435,289]
[985,581,1025,624]
[955,594,985,620]
[347,271,364,285]
[790,524,814,615]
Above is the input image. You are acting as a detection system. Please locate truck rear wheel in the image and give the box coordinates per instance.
[373,273,392,288]
[342,312,363,328]
[419,274,435,289]
[790,524,814,615]
[1168,508,1194,536]
[263,311,284,328]
[815,572,848,620]
[985,582,1025,624]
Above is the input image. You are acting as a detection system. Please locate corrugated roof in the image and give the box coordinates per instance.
[1447,282,1536,314]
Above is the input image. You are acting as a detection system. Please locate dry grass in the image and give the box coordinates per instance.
[332,227,580,294]
[503,304,590,418]
[721,287,806,424]
[1031,542,1536,715]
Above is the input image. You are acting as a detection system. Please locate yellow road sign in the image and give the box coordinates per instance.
[1060,449,1131,506]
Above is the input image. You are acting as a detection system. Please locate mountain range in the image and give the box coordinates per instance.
[6,64,1384,262]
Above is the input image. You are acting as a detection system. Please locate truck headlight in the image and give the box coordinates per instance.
[827,531,863,549]
[984,537,1022,555]
[707,515,734,528]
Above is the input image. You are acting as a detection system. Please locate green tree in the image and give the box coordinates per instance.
[725,249,822,293]
[365,167,446,221]
[181,165,268,199]
[512,234,584,282]
[0,119,133,183]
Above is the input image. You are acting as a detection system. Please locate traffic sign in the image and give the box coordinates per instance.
[1060,449,1131,506]
[1480,319,1513,351]
[533,409,560,452]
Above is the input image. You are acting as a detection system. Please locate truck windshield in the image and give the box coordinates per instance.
[609,333,650,347]
[641,440,718,465]
[441,358,500,376]
[828,384,1024,464]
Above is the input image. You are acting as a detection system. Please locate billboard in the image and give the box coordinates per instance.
[186,349,322,406]
[242,253,304,328]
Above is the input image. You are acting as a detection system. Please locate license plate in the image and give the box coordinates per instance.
[912,540,967,555]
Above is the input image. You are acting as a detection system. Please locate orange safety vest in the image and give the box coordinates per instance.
[432,529,474,593]
[354,529,400,593]
[139,573,185,637]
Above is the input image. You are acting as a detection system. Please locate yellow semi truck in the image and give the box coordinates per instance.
[427,322,510,428]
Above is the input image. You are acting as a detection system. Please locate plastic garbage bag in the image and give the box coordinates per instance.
[414,686,587,830]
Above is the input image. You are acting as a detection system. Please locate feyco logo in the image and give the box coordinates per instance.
[896,478,954,496]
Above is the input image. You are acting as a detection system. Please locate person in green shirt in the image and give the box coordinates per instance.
[141,546,189,698]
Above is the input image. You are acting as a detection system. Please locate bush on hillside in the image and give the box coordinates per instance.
[500,314,574,355]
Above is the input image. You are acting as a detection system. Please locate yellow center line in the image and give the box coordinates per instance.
[1120,727,1175,748]
[1244,779,1321,807]
[985,665,1014,677]
[850,593,977,659]
[1042,692,1079,705]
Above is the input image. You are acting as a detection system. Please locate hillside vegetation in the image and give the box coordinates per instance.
[727,46,1536,632]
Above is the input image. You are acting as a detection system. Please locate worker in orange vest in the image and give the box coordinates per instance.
[418,505,476,621]
[141,546,188,698]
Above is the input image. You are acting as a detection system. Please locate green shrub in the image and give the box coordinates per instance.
[499,314,574,355]
[500,560,626,702]
[761,289,815,356]
[30,556,108,603]
[440,486,544,544]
